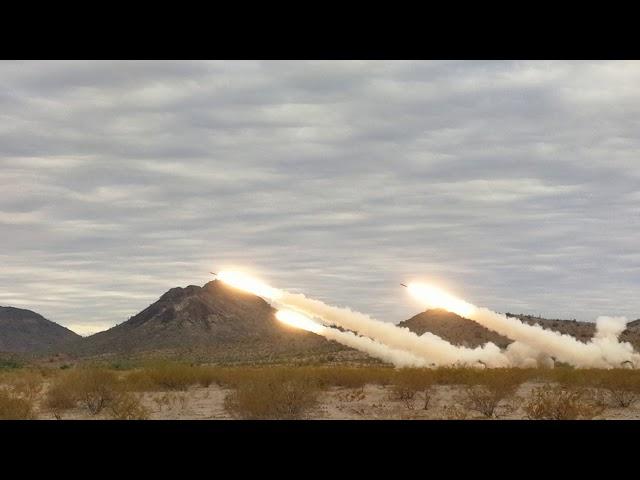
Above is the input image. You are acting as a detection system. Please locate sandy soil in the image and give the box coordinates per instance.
[29,382,640,420]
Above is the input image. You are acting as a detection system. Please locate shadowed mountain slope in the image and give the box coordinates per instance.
[0,306,81,353]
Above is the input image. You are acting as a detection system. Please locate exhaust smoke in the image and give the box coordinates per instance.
[406,282,640,369]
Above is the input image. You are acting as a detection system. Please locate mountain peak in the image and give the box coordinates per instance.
[64,280,351,362]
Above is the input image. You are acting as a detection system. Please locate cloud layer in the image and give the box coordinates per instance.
[1,61,639,333]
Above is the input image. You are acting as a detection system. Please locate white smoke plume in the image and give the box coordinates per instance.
[276,310,430,368]
[591,316,638,368]
[217,270,508,367]
[277,292,509,368]
[595,316,628,340]
[505,342,554,369]
[407,283,640,369]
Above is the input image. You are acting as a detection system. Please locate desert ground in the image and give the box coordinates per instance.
[2,362,640,420]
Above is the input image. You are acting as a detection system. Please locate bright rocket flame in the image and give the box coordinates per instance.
[276,310,325,334]
[407,282,476,318]
[217,271,282,300]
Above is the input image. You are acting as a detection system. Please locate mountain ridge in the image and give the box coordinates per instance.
[4,283,640,362]
[0,306,81,353]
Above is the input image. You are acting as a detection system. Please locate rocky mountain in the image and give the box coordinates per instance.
[0,306,81,353]
[399,309,640,350]
[65,280,365,364]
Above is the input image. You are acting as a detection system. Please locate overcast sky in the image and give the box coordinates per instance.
[1,60,639,335]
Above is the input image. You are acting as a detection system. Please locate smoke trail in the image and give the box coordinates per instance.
[277,292,509,368]
[407,283,640,368]
[218,270,509,367]
[276,310,430,368]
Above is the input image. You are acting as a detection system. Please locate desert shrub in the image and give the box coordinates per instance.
[598,370,640,408]
[432,367,476,386]
[390,368,435,410]
[193,366,231,387]
[389,384,417,409]
[125,362,197,391]
[203,366,392,390]
[75,369,120,414]
[523,384,604,420]
[45,379,79,418]
[124,362,213,391]
[462,385,508,418]
[538,369,640,408]
[0,390,35,419]
[540,368,604,389]
[224,369,320,419]
[8,370,44,402]
[393,368,435,390]
[431,366,521,386]
[308,366,393,388]
[336,387,366,403]
[141,362,197,390]
[48,368,120,415]
[441,404,468,420]
[108,391,150,420]
[461,369,524,418]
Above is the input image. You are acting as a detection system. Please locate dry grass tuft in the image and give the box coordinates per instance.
[523,384,604,420]
[0,389,35,419]
[598,370,640,408]
[108,391,150,420]
[460,369,526,418]
[45,368,120,416]
[224,369,320,419]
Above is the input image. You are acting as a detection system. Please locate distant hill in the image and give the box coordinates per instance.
[399,309,640,350]
[64,281,367,364]
[399,309,512,348]
[0,306,81,353]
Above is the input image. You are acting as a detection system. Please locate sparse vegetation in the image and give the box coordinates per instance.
[523,384,604,420]
[3,362,640,419]
[44,367,119,415]
[8,370,44,402]
[599,370,640,408]
[71,368,120,414]
[0,389,35,419]
[224,369,320,419]
[461,369,526,418]
[108,391,150,420]
[389,368,435,410]
[442,404,468,420]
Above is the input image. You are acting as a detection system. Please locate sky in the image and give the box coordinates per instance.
[1,60,639,335]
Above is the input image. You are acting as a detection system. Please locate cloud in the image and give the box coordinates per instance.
[1,60,639,332]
